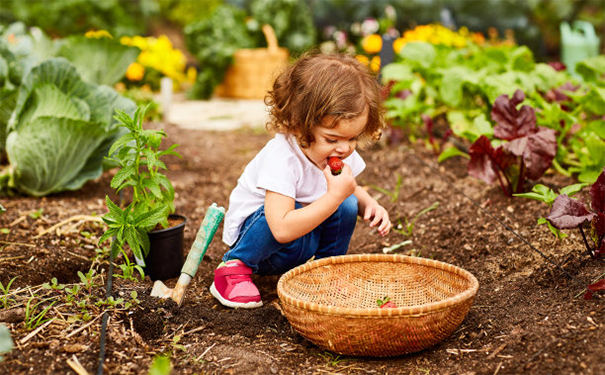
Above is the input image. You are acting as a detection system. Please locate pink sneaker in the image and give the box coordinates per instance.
[210,260,263,308]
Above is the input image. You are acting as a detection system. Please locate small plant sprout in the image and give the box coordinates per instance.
[28,208,43,220]
[77,269,98,293]
[42,277,65,291]
[23,295,56,331]
[544,167,605,299]
[394,201,440,237]
[514,182,589,239]
[114,248,145,282]
[0,277,18,309]
[370,174,403,203]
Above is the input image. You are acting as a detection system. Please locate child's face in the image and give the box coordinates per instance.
[301,108,368,170]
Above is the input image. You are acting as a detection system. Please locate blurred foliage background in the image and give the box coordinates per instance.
[1,0,602,61]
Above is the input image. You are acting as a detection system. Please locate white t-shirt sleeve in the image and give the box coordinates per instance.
[255,152,300,198]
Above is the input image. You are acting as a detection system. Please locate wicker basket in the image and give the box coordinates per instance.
[216,24,289,99]
[277,254,479,357]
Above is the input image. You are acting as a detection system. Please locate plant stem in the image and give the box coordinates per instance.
[578,225,595,259]
[515,159,526,194]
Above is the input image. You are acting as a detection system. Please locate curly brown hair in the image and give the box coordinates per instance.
[264,51,385,149]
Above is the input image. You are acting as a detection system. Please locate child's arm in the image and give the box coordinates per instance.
[354,185,392,237]
[264,164,357,243]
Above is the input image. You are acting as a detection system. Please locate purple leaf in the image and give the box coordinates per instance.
[492,90,537,141]
[584,279,605,300]
[547,195,596,229]
[504,127,557,180]
[589,168,605,214]
[468,136,500,185]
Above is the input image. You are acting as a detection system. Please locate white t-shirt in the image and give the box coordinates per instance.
[222,133,366,246]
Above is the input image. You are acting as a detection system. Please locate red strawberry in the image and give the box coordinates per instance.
[380,301,397,309]
[377,296,397,308]
[328,157,344,175]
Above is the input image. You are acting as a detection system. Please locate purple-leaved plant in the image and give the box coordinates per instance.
[468,89,557,197]
[546,167,605,299]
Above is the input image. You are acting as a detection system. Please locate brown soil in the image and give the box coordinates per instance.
[1,121,603,375]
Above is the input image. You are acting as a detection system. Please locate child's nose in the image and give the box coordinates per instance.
[335,141,351,153]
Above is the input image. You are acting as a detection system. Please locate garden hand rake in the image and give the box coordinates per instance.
[151,203,225,306]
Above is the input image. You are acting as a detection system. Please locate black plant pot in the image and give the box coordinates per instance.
[144,214,187,281]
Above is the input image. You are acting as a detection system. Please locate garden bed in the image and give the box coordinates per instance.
[1,122,602,375]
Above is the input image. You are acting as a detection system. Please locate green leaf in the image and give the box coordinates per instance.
[111,165,137,190]
[438,146,469,163]
[134,205,168,230]
[56,36,140,86]
[399,42,436,69]
[108,132,135,157]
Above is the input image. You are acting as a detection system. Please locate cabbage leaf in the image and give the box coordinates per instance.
[3,58,135,196]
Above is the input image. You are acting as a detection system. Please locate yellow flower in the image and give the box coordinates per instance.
[362,34,383,54]
[370,55,381,73]
[355,55,370,67]
[126,62,145,81]
[393,38,406,54]
[85,30,113,39]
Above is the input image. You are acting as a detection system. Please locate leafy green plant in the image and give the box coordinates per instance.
[184,4,255,99]
[1,58,136,196]
[467,90,557,196]
[99,105,181,261]
[545,167,604,262]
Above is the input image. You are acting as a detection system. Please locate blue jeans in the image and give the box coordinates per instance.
[223,195,359,275]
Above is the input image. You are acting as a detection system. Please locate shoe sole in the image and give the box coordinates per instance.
[210,282,263,309]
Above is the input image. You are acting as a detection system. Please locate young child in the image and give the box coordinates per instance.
[210,52,392,308]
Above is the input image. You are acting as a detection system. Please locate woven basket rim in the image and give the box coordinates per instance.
[277,253,479,317]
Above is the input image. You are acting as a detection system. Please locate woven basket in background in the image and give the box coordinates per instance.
[277,254,479,357]
[216,24,289,99]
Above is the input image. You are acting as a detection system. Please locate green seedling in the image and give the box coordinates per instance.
[369,174,403,203]
[0,277,18,309]
[394,201,440,237]
[42,277,65,291]
[77,269,98,293]
[28,209,43,220]
[95,296,125,309]
[114,248,145,282]
[23,295,56,331]
[317,351,345,366]
[0,229,9,235]
[514,182,588,239]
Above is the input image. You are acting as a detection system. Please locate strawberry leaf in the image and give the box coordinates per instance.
[546,195,596,229]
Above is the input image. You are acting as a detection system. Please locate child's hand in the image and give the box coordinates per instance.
[323,164,357,201]
[362,202,392,237]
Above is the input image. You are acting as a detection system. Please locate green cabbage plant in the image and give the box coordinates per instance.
[1,57,136,196]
